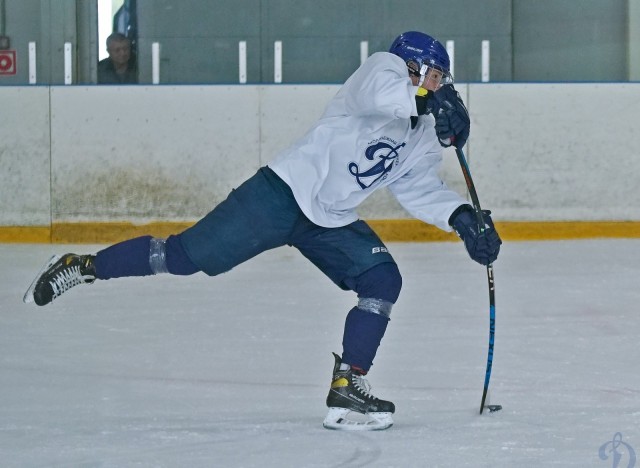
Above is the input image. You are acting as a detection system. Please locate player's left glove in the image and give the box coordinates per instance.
[415,93,439,116]
[432,84,470,149]
[449,205,502,265]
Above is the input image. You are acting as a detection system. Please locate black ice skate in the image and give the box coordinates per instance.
[323,352,395,431]
[23,254,96,306]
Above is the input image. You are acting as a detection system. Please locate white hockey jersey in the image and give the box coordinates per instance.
[268,52,467,231]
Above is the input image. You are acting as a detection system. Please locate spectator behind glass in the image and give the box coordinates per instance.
[97,33,137,84]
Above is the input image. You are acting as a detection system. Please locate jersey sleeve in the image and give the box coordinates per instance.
[342,53,416,119]
[387,155,468,231]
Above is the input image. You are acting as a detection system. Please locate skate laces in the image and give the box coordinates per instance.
[49,265,89,298]
[352,374,374,399]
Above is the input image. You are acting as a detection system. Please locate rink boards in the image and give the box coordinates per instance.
[1,83,639,242]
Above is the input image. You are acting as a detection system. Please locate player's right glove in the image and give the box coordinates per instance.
[432,84,470,149]
[449,205,502,265]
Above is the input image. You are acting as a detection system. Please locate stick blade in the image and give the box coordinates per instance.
[485,404,502,413]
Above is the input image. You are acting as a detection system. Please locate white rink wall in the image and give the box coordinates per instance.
[1,83,639,226]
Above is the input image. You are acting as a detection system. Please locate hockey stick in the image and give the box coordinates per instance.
[453,147,499,415]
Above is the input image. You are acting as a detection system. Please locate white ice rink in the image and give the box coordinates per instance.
[1,240,639,467]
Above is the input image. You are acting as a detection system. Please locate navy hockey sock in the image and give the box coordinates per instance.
[94,236,154,279]
[94,235,199,280]
[340,263,401,372]
[341,306,389,373]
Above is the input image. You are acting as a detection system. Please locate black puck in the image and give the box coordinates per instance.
[485,405,502,413]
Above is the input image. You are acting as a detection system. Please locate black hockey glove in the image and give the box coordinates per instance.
[432,84,470,149]
[449,205,502,265]
[412,92,440,129]
[415,92,439,116]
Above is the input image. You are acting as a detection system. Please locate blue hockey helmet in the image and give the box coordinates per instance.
[389,31,452,84]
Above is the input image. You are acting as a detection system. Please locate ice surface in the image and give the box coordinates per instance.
[1,240,639,467]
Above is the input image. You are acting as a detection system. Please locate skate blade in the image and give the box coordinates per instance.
[23,255,60,304]
[323,407,393,431]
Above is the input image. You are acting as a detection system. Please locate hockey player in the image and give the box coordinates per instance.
[23,31,501,431]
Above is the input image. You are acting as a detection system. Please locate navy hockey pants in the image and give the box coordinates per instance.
[98,167,402,372]
[180,167,395,283]
[180,167,402,372]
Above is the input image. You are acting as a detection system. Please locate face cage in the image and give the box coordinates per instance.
[408,63,454,88]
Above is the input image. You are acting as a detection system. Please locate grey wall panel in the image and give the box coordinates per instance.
[0,0,634,86]
[631,0,640,80]
[135,0,515,84]
[44,0,78,85]
[367,0,512,82]
[451,36,512,83]
[139,37,259,84]
[261,0,369,84]
[75,0,99,84]
[139,0,261,37]
[2,0,94,85]
[0,0,41,85]
[513,0,627,81]
[265,38,364,84]
[137,0,261,84]
[263,0,368,37]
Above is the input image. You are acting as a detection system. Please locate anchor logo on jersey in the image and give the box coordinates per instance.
[348,141,406,189]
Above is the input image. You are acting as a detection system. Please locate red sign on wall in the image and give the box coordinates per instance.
[0,50,17,75]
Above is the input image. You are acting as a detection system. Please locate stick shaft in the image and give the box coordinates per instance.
[454,147,496,415]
